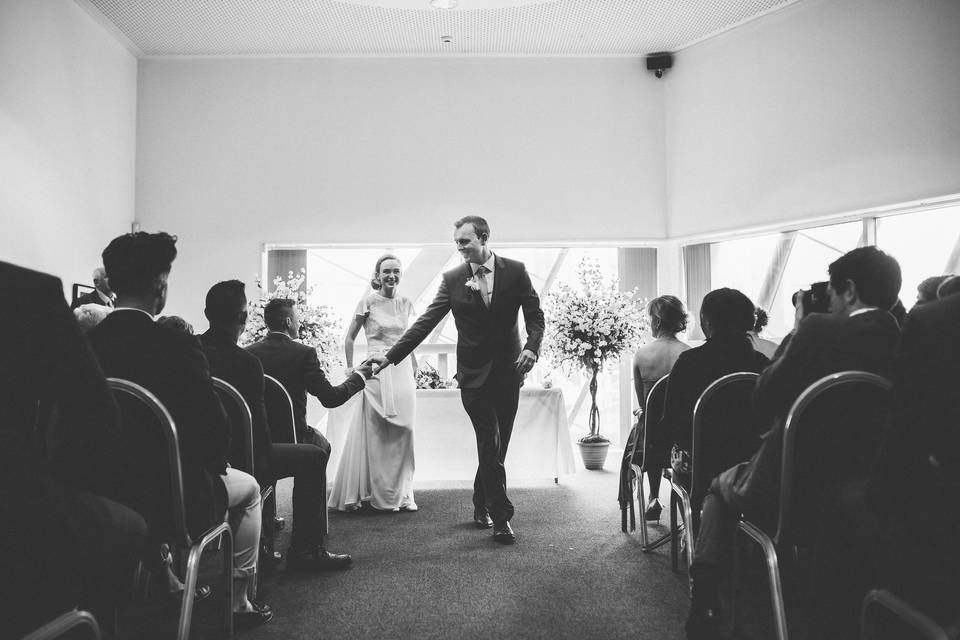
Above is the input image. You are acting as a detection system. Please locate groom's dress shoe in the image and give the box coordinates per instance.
[473,511,494,529]
[286,547,353,572]
[493,522,516,544]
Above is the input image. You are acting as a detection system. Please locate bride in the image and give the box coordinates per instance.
[328,254,418,512]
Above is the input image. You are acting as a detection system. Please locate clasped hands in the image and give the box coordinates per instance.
[349,350,536,379]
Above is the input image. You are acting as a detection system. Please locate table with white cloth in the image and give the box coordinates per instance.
[323,386,577,483]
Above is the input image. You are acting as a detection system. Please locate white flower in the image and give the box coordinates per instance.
[465,279,481,292]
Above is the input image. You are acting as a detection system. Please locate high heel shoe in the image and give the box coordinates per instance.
[644,499,662,523]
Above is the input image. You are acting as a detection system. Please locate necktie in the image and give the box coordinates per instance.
[476,265,491,307]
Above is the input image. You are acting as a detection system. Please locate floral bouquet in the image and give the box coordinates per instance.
[240,268,344,375]
[543,258,647,442]
[415,362,454,389]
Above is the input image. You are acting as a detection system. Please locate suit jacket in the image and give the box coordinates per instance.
[200,328,273,480]
[246,332,365,437]
[0,262,123,499]
[660,333,769,455]
[71,290,111,310]
[88,310,230,538]
[717,309,900,512]
[385,255,545,388]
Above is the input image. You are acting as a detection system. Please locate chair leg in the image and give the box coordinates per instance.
[670,489,679,572]
[637,469,648,547]
[178,547,201,640]
[223,531,234,639]
[739,521,788,640]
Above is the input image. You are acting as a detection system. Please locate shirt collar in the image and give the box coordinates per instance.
[471,253,496,274]
[267,331,292,340]
[849,307,880,318]
[96,289,114,306]
[112,307,155,321]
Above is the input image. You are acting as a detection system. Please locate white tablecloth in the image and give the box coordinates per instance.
[324,386,577,483]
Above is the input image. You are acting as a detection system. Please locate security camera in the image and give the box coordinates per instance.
[646,52,674,79]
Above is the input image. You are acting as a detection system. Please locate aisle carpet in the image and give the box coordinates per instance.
[126,467,696,639]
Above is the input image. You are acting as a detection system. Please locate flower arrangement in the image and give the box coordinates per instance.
[415,362,455,389]
[543,258,647,443]
[239,269,344,375]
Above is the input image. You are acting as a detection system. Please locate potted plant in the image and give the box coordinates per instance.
[543,258,646,470]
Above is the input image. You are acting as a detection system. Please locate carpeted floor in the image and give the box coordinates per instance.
[125,465,697,639]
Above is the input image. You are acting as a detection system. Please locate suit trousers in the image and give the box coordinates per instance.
[460,372,520,526]
[264,443,328,551]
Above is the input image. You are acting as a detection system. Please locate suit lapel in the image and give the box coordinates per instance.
[489,255,506,312]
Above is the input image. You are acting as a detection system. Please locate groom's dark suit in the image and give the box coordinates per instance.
[385,255,544,525]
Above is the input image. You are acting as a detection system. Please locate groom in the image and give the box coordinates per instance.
[371,216,544,543]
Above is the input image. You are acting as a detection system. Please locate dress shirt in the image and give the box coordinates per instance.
[112,307,154,321]
[96,289,115,307]
[470,253,496,306]
[848,307,879,318]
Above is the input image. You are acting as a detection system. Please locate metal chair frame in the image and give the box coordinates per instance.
[20,609,101,640]
[736,371,892,640]
[263,374,298,445]
[667,372,760,591]
[107,378,234,640]
[628,375,674,552]
[860,589,954,640]
[211,376,274,599]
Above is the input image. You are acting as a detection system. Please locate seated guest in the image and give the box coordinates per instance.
[201,280,359,571]
[867,292,960,627]
[87,232,272,626]
[686,246,901,639]
[889,298,907,326]
[916,274,949,305]
[937,274,960,299]
[246,298,370,453]
[630,295,691,521]
[1,261,147,637]
[71,266,115,309]
[661,288,769,490]
[747,306,779,359]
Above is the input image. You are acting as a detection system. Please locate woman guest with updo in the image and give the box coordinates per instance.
[631,295,691,522]
[747,307,779,359]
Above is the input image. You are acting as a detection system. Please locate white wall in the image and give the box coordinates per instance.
[665,0,960,238]
[0,0,137,293]
[135,58,666,322]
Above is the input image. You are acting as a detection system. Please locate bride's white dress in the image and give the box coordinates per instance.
[328,293,417,511]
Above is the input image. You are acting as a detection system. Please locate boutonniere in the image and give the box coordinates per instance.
[465,279,481,293]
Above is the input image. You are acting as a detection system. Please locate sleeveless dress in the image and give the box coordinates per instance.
[328,293,417,511]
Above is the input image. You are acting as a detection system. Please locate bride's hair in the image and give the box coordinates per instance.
[371,253,401,290]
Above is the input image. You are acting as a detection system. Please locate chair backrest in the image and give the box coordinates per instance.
[21,609,101,640]
[211,376,254,476]
[636,374,669,469]
[263,374,297,444]
[106,377,191,549]
[691,372,761,512]
[777,370,892,547]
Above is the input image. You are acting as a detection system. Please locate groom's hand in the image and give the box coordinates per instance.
[515,349,537,375]
[365,354,390,375]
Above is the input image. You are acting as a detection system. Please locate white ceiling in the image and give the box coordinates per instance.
[77,0,801,57]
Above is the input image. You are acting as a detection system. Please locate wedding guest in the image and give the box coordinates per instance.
[71,266,114,309]
[630,295,690,521]
[747,307,779,359]
[1,261,147,637]
[246,298,372,453]
[330,254,419,512]
[937,274,960,299]
[916,274,949,305]
[74,302,112,333]
[889,298,907,326]
[686,246,901,640]
[867,292,960,627]
[88,232,272,626]
[200,280,354,571]
[660,289,768,493]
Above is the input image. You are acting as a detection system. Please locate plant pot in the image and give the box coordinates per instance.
[577,440,611,470]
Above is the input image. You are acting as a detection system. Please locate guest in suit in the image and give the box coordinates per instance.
[0,261,148,637]
[87,232,271,625]
[867,293,960,626]
[915,274,949,305]
[201,280,355,571]
[369,215,545,544]
[659,289,769,495]
[686,246,902,639]
[246,298,371,454]
[71,266,114,309]
[630,295,690,521]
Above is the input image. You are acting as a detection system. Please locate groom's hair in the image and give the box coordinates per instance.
[264,298,296,331]
[454,215,490,242]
